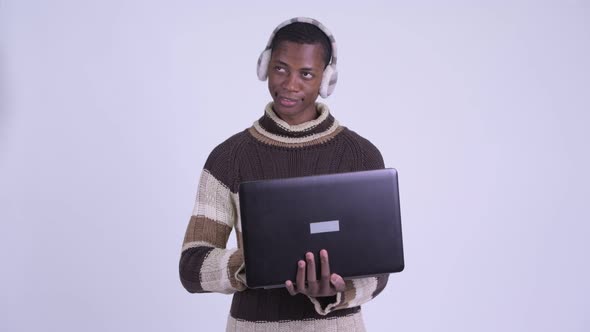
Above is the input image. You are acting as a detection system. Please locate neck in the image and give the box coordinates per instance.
[275,111,319,126]
[249,101,343,147]
[271,106,319,126]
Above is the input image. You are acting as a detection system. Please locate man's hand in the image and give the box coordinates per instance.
[285,249,346,297]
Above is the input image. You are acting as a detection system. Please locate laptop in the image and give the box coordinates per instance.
[238,168,404,289]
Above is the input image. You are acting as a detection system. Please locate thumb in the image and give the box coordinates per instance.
[330,274,346,292]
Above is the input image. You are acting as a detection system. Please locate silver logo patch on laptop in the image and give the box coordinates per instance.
[309,220,340,234]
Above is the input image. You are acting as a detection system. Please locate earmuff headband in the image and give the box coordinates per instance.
[256,17,338,98]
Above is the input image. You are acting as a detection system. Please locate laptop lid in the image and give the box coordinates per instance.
[239,168,404,289]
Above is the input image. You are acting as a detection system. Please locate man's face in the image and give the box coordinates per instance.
[268,41,325,125]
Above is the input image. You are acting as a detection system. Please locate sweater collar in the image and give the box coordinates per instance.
[249,102,343,148]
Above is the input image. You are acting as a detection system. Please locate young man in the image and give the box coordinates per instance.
[179,17,388,331]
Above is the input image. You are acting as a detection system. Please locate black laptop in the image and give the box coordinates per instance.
[238,168,404,289]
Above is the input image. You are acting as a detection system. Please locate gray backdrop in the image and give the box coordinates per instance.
[1,1,589,331]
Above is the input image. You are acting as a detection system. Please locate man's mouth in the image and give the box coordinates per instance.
[278,96,299,107]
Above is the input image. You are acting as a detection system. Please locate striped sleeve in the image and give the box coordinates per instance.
[179,144,247,294]
[307,274,389,315]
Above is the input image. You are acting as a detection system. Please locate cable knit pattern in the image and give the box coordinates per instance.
[179,102,389,331]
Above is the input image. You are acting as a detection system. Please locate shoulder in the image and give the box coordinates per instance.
[203,130,250,189]
[204,131,249,167]
[338,127,385,170]
[339,128,382,154]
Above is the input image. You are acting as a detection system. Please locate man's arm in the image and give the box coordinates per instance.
[308,274,389,315]
[179,142,246,294]
[302,133,390,314]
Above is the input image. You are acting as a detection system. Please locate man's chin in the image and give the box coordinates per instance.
[272,107,303,123]
[272,103,298,115]
[274,109,296,119]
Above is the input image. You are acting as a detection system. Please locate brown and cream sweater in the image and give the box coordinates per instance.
[180,102,389,332]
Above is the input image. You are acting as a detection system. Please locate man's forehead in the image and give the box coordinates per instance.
[271,41,326,66]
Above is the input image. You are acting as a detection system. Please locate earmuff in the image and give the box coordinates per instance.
[256,17,338,98]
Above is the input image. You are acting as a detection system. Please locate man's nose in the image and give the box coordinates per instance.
[283,73,299,91]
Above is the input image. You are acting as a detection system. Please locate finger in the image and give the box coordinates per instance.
[319,249,331,292]
[285,280,297,296]
[330,274,346,292]
[307,279,319,296]
[306,252,319,295]
[319,249,331,279]
[306,252,317,281]
[296,260,306,293]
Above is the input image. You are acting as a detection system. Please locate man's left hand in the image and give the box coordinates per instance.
[285,249,346,297]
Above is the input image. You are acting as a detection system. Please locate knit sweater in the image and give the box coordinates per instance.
[180,102,389,332]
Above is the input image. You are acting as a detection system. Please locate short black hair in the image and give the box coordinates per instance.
[270,22,333,68]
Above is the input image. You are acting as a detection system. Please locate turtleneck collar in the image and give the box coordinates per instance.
[248,102,344,148]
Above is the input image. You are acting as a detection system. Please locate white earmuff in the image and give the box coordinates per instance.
[319,64,337,98]
[257,49,272,81]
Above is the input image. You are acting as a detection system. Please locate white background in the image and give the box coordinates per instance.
[1,1,589,331]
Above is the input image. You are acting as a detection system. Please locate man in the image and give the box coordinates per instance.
[179,17,388,331]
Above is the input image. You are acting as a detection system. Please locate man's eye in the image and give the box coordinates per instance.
[302,72,313,79]
[275,66,286,72]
